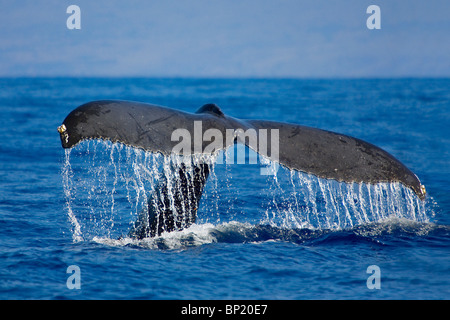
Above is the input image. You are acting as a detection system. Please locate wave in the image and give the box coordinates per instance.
[90,218,449,250]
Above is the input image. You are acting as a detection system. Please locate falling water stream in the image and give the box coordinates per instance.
[62,140,429,246]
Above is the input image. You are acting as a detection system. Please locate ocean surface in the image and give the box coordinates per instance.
[0,78,449,300]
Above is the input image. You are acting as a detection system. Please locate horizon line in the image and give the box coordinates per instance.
[1,75,449,80]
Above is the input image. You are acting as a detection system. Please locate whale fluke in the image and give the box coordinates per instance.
[58,100,426,237]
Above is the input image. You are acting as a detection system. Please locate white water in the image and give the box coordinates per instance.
[62,140,429,243]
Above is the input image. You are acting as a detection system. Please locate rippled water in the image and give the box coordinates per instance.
[0,78,449,299]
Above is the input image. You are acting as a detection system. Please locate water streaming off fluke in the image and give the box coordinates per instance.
[61,140,429,243]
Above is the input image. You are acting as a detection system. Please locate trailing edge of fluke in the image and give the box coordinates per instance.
[58,100,426,200]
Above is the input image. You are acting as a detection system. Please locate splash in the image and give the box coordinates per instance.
[61,140,430,243]
[261,166,428,230]
[62,140,218,241]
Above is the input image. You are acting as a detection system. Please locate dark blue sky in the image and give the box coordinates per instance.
[1,0,449,77]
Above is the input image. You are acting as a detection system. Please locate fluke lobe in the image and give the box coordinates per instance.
[58,100,426,237]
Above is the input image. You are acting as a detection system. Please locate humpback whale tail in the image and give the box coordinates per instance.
[58,100,426,238]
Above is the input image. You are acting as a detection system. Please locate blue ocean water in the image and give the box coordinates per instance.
[0,78,449,300]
